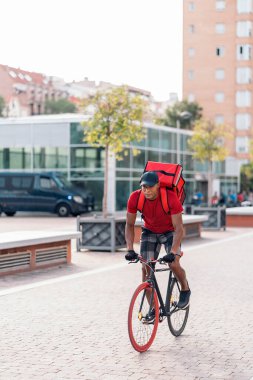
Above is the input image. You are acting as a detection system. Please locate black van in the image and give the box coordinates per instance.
[0,172,95,217]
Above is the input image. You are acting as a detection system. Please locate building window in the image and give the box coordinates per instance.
[188,2,195,11]
[236,91,251,107]
[236,136,249,153]
[188,70,194,80]
[236,67,252,83]
[237,44,252,60]
[70,147,104,169]
[147,128,159,148]
[188,48,195,57]
[215,23,225,34]
[215,69,225,80]
[216,0,226,10]
[237,0,253,13]
[188,93,195,102]
[215,92,225,103]
[215,115,224,125]
[236,113,251,130]
[189,24,195,33]
[9,70,17,78]
[188,47,195,57]
[0,148,31,169]
[237,21,252,37]
[216,46,225,56]
[33,147,68,169]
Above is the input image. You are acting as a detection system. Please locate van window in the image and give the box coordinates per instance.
[0,178,6,188]
[40,177,57,190]
[11,176,33,189]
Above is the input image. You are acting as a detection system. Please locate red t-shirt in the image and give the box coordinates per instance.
[127,189,183,233]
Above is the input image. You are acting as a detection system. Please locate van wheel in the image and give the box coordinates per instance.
[56,204,70,217]
[5,211,16,217]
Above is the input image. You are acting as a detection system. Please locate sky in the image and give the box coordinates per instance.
[0,0,183,101]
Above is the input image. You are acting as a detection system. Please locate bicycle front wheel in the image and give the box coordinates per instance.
[167,278,189,337]
[128,282,159,352]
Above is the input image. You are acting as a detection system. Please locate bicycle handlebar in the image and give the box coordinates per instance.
[128,255,167,266]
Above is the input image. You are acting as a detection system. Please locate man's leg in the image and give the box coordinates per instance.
[169,257,189,291]
[163,232,191,309]
[140,229,160,308]
[162,232,189,291]
[169,257,191,309]
[141,264,154,310]
[140,229,160,283]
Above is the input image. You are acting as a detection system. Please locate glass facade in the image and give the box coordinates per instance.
[33,147,68,169]
[0,117,239,211]
[70,147,104,169]
[0,148,31,169]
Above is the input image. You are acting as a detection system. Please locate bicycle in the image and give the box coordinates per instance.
[127,255,190,352]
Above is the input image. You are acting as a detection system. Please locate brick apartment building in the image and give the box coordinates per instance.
[0,64,68,117]
[183,0,253,167]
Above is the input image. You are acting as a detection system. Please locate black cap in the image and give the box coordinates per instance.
[140,171,159,187]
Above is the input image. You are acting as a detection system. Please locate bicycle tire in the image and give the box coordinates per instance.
[128,282,159,352]
[167,278,189,337]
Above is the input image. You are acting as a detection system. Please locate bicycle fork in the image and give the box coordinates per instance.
[138,283,155,320]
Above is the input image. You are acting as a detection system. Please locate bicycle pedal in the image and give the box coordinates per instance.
[142,319,155,325]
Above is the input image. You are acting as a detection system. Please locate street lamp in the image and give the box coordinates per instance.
[176,111,192,164]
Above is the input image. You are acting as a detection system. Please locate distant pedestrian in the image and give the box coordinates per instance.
[211,192,219,206]
[237,191,244,205]
[192,190,203,206]
[219,192,226,206]
[227,190,237,207]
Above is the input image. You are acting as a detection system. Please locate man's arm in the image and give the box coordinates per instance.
[170,212,184,254]
[125,212,137,250]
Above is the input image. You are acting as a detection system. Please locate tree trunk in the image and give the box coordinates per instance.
[102,145,109,217]
[207,161,213,206]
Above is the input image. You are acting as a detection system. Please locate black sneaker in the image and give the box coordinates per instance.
[177,290,191,309]
[143,308,156,324]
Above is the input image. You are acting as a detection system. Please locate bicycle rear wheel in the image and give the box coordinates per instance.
[167,278,189,336]
[128,282,159,352]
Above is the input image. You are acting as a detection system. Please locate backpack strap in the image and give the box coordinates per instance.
[137,188,170,215]
[137,190,145,213]
[160,187,170,214]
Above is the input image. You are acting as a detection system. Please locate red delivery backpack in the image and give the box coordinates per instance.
[137,161,185,214]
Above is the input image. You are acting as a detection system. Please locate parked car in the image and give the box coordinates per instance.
[0,172,95,217]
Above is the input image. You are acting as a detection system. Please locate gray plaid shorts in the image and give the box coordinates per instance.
[140,228,175,261]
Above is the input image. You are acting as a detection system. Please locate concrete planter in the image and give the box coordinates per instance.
[226,207,253,227]
[77,215,126,252]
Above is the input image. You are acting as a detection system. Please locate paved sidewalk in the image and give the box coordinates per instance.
[0,216,253,379]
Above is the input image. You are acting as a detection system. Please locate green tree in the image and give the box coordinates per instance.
[45,98,77,114]
[188,119,230,205]
[82,86,147,216]
[241,140,253,191]
[0,96,5,117]
[240,163,253,192]
[157,99,202,129]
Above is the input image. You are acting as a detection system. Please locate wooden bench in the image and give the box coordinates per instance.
[0,230,81,276]
[134,214,208,243]
[226,207,253,227]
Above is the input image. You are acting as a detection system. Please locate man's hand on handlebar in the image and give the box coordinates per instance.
[125,250,138,261]
[161,252,176,263]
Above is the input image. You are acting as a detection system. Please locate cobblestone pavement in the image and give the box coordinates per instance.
[0,216,253,379]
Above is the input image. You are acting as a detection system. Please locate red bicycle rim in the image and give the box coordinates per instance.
[128,282,159,352]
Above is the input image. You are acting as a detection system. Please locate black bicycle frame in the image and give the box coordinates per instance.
[147,268,175,317]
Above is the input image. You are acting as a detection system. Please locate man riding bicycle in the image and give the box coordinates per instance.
[125,171,191,310]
